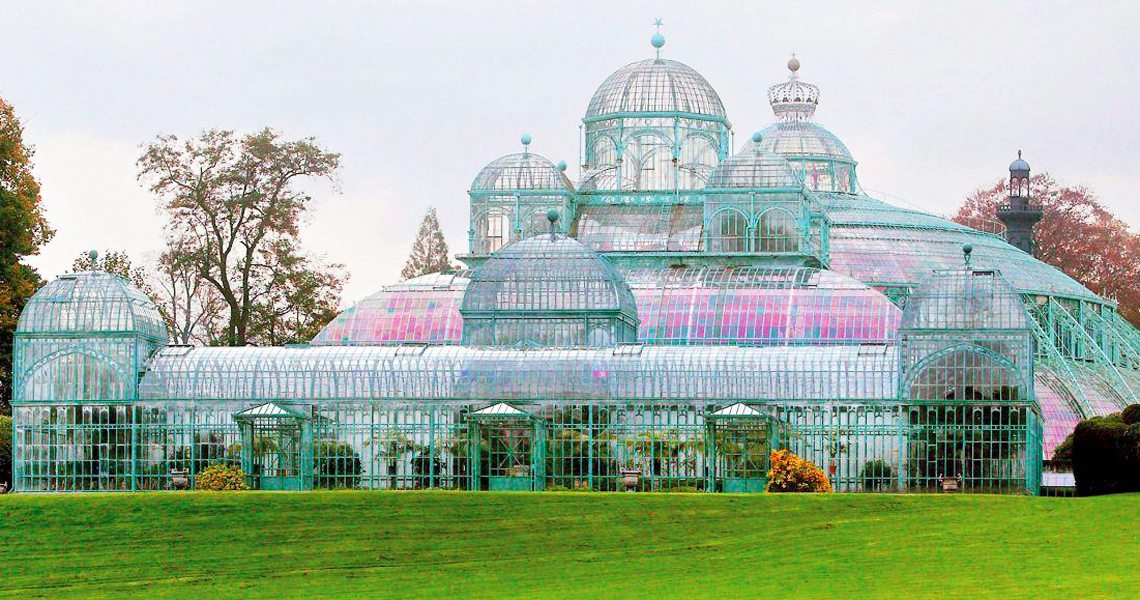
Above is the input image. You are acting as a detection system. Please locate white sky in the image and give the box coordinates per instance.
[3,1,1138,304]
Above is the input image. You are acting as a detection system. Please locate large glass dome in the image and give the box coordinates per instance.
[470,152,573,192]
[585,58,726,119]
[460,231,639,347]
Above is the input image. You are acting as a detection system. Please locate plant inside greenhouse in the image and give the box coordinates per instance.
[8,24,1140,500]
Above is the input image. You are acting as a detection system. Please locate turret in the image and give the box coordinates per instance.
[996,151,1043,255]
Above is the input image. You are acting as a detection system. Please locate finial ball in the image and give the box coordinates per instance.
[651,33,665,49]
[751,131,763,144]
[546,209,561,223]
[88,249,99,262]
[788,57,801,72]
[962,243,973,256]
[556,160,567,172]
[520,134,532,146]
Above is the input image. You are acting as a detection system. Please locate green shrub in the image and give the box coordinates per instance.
[860,460,894,491]
[0,415,11,487]
[1051,432,1074,462]
[314,441,362,489]
[1072,414,1140,496]
[1121,404,1140,425]
[195,463,249,491]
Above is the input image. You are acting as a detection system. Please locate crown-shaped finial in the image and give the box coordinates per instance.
[767,54,820,122]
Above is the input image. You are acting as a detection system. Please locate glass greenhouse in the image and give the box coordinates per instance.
[12,34,1134,495]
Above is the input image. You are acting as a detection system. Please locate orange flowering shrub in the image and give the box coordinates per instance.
[765,449,832,493]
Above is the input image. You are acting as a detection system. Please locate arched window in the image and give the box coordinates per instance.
[756,209,799,253]
[710,209,748,253]
[477,209,511,254]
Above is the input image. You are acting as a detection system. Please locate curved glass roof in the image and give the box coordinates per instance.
[311,266,899,348]
[626,266,899,346]
[140,344,897,403]
[740,121,855,166]
[819,193,1100,301]
[705,148,805,190]
[470,152,574,193]
[585,58,726,120]
[16,272,167,341]
[311,271,469,346]
[462,235,637,318]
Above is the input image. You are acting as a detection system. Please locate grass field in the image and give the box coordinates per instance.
[0,491,1136,599]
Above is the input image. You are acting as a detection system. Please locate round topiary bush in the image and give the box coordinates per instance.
[195,463,249,491]
[766,449,832,493]
[1121,404,1140,425]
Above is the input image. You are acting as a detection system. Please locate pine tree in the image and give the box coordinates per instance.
[401,207,453,280]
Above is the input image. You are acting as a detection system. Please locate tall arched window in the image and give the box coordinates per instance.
[477,209,511,254]
[710,209,749,253]
[756,209,799,253]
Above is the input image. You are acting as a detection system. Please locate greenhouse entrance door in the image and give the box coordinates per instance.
[708,403,774,493]
[234,403,313,491]
[468,403,545,492]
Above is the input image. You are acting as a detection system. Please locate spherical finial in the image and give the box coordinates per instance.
[788,56,801,73]
[87,249,99,262]
[556,160,567,172]
[751,131,763,144]
[520,134,532,147]
[651,33,666,49]
[546,209,561,224]
[962,243,973,265]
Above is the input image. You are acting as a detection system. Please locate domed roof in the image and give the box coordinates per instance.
[585,58,727,120]
[740,121,855,166]
[17,271,167,341]
[462,234,637,318]
[1010,151,1030,173]
[461,231,639,346]
[471,151,574,193]
[705,144,805,190]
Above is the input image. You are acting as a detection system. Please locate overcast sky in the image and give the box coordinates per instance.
[3,1,1138,303]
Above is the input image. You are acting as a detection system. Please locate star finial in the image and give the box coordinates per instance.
[654,18,664,33]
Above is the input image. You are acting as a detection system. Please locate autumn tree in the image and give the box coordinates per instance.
[71,249,152,294]
[400,207,454,280]
[154,239,225,345]
[0,98,54,413]
[953,173,1140,325]
[137,128,344,346]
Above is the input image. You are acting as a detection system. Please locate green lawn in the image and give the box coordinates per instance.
[0,491,1135,599]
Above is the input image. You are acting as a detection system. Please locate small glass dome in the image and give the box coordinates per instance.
[17,271,167,341]
[901,267,1031,332]
[705,147,805,190]
[741,121,854,164]
[585,58,726,119]
[470,152,574,193]
[460,231,639,347]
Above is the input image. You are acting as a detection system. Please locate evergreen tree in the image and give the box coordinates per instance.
[0,98,54,414]
[401,207,454,280]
